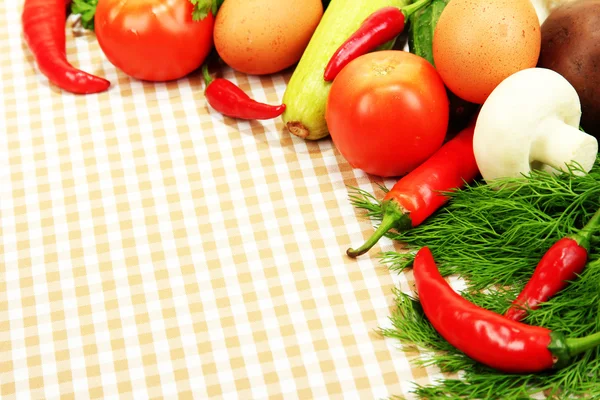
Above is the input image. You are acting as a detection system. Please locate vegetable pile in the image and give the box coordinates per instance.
[282,0,412,140]
[20,0,600,397]
[351,158,600,398]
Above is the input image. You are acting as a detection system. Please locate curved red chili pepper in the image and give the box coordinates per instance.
[202,65,285,120]
[414,246,600,373]
[324,0,432,82]
[505,207,600,321]
[347,118,480,258]
[22,0,111,94]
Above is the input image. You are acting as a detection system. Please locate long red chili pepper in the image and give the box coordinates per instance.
[347,118,480,258]
[505,207,600,322]
[324,0,432,82]
[22,0,111,94]
[414,246,600,373]
[202,65,285,120]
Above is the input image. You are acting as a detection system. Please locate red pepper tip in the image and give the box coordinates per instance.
[83,77,111,94]
[323,67,335,82]
[504,304,527,322]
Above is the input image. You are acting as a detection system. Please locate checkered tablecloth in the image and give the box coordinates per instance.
[1,2,444,398]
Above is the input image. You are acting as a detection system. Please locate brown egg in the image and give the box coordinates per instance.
[433,0,541,104]
[214,0,323,75]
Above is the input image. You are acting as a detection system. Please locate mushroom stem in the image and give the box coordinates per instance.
[530,117,598,174]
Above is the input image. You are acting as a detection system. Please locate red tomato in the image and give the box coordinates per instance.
[325,51,450,177]
[95,0,214,82]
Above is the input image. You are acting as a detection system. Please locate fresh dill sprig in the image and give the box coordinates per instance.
[351,158,600,398]
[351,161,600,290]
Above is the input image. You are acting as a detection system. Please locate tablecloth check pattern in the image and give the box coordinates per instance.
[0,2,446,399]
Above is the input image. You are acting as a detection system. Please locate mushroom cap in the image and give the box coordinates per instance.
[473,67,590,182]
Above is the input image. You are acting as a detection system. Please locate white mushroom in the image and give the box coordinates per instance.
[473,68,598,183]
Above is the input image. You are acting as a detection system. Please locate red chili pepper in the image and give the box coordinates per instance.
[347,118,480,258]
[414,246,600,373]
[202,65,285,120]
[324,0,432,82]
[22,0,111,94]
[505,207,600,322]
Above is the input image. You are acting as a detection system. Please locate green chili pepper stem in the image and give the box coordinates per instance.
[346,200,411,258]
[402,0,433,19]
[202,64,213,88]
[549,330,600,370]
[570,205,600,251]
[565,331,600,357]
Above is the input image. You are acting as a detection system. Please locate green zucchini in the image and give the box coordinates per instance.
[407,0,478,133]
[282,0,411,141]
[407,0,448,65]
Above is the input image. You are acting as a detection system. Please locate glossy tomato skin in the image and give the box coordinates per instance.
[326,51,449,177]
[95,0,214,82]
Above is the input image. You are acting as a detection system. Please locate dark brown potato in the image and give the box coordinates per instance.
[538,0,600,139]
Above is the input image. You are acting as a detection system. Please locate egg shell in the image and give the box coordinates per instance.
[433,0,541,104]
[214,0,323,76]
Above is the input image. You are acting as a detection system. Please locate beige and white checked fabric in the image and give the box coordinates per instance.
[1,2,445,398]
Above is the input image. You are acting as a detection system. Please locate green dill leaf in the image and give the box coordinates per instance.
[71,0,98,31]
